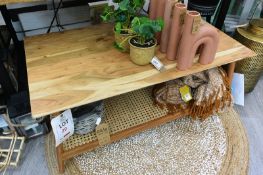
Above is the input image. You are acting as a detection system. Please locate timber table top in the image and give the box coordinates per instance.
[24,23,255,118]
[0,0,42,5]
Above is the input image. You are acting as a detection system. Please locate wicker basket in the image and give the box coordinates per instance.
[234,19,263,93]
[72,101,104,135]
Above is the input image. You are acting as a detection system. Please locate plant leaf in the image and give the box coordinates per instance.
[133,0,145,7]
[131,16,164,45]
[114,42,125,52]
[119,0,129,11]
[115,22,122,34]
[101,0,145,30]
[100,6,114,22]
[114,10,127,22]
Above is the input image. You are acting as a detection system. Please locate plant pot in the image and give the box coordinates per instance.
[129,38,157,66]
[114,31,132,52]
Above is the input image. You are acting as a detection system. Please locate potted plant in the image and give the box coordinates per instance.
[101,0,145,52]
[129,17,164,65]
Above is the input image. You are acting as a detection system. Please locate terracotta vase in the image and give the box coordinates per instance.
[149,0,167,20]
[149,0,158,20]
[166,3,187,60]
[149,0,166,44]
[156,0,166,18]
[176,11,219,70]
[160,0,178,53]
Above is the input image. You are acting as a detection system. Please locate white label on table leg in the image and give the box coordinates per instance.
[231,73,244,106]
[51,109,74,147]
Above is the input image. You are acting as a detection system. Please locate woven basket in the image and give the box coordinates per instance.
[72,101,104,135]
[234,19,263,93]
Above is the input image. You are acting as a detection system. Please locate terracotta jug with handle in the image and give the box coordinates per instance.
[176,11,219,70]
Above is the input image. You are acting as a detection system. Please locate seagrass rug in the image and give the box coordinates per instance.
[45,108,248,175]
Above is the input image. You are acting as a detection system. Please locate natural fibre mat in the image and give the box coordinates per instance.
[45,108,248,175]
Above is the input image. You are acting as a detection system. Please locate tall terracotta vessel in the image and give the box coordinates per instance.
[149,0,166,43]
[149,0,158,20]
[166,3,187,60]
[160,0,178,53]
[177,11,219,70]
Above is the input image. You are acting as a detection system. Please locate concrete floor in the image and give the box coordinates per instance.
[3,76,263,175]
[236,76,263,175]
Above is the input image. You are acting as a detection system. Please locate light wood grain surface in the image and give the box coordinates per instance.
[0,0,42,5]
[24,23,255,118]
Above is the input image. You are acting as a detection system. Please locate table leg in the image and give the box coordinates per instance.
[50,112,66,173]
[56,144,65,173]
[227,62,236,84]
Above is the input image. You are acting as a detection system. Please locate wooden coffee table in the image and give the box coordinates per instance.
[24,23,255,173]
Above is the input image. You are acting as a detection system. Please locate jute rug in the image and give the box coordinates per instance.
[45,108,248,175]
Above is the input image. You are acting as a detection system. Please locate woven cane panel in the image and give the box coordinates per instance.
[63,87,168,151]
[234,31,263,92]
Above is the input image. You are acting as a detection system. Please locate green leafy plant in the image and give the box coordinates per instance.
[101,0,145,34]
[131,17,164,46]
[114,17,164,50]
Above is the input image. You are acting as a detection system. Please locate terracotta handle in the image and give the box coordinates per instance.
[177,11,219,70]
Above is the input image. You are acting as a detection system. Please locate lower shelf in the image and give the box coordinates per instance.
[62,87,186,160]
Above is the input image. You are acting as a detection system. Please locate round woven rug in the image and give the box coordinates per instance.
[45,108,248,175]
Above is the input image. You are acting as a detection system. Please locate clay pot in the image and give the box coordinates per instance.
[156,0,166,19]
[160,0,178,53]
[149,0,166,44]
[166,2,187,60]
[114,31,132,52]
[156,0,166,43]
[177,11,219,70]
[129,38,157,66]
[149,0,158,20]
[149,0,166,20]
